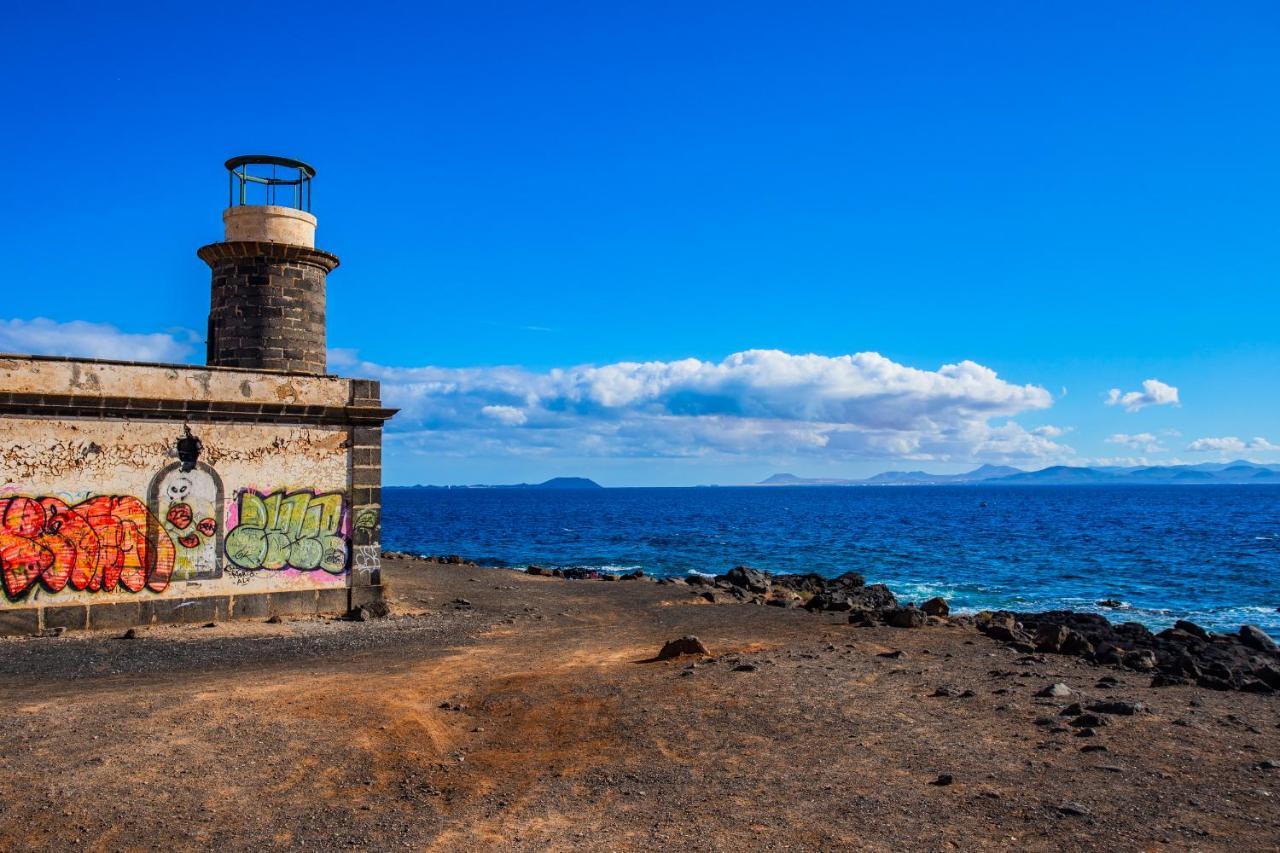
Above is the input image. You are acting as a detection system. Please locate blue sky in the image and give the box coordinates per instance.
[2,2,1278,485]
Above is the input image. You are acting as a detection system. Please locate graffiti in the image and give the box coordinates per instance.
[225,489,349,573]
[353,544,379,575]
[0,495,176,600]
[148,461,224,581]
[353,507,379,546]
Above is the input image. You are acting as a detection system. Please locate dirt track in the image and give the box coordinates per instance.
[1,558,1278,851]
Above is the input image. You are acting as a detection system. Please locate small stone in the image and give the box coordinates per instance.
[656,636,711,660]
[731,664,758,672]
[1086,700,1147,716]
[452,598,472,607]
[265,614,283,624]
[1057,802,1092,817]
[1069,713,1108,729]
[1037,683,1073,698]
[876,650,907,659]
[120,628,140,640]
[1080,744,1109,753]
[931,773,954,786]
[201,622,217,629]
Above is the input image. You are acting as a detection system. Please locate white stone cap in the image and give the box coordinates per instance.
[223,205,317,248]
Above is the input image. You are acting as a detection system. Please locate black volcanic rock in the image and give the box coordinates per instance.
[719,566,772,594]
[993,609,1280,693]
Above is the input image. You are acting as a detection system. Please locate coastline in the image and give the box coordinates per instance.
[381,484,1280,635]
[3,554,1276,849]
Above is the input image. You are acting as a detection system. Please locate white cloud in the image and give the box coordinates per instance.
[1106,432,1165,452]
[1187,436,1279,453]
[481,405,528,426]
[337,348,1066,463]
[1032,425,1069,438]
[1105,379,1179,413]
[0,317,197,363]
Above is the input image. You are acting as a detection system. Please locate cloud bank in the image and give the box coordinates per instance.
[1187,436,1279,453]
[0,317,197,363]
[1105,379,1179,413]
[330,348,1064,463]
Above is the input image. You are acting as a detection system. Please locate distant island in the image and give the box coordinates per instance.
[758,460,1280,487]
[390,477,604,490]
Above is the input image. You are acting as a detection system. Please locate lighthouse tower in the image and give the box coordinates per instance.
[198,156,339,374]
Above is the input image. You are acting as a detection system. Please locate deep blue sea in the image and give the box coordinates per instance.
[382,485,1280,634]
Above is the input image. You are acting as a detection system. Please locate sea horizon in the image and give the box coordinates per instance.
[382,483,1280,635]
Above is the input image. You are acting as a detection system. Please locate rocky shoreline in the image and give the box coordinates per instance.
[386,552,1280,695]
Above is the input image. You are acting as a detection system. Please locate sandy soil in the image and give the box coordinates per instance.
[1,557,1277,851]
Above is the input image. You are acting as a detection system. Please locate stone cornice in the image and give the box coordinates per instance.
[197,241,341,272]
[0,392,396,426]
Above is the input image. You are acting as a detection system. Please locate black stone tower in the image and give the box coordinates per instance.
[199,156,338,374]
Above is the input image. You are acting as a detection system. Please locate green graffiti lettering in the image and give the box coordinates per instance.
[224,490,349,574]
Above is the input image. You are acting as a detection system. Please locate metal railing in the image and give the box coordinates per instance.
[226,155,316,211]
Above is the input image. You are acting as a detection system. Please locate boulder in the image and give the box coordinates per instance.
[1174,619,1211,641]
[525,565,546,576]
[804,592,853,612]
[887,606,926,629]
[685,574,713,586]
[1034,624,1069,653]
[656,635,711,660]
[1068,713,1108,729]
[921,596,950,617]
[1060,629,1094,656]
[1122,649,1158,671]
[721,566,771,593]
[772,572,829,595]
[1240,625,1278,654]
[852,584,898,611]
[352,600,391,621]
[848,610,878,627]
[828,571,867,589]
[978,612,1032,645]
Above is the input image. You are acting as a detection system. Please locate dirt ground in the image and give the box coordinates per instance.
[1,557,1278,851]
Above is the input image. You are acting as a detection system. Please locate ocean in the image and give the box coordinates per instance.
[382,485,1280,634]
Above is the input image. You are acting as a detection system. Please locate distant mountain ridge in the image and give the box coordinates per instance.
[757,461,1280,487]
[391,477,604,490]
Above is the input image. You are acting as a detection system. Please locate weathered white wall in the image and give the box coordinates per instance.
[0,360,358,611]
